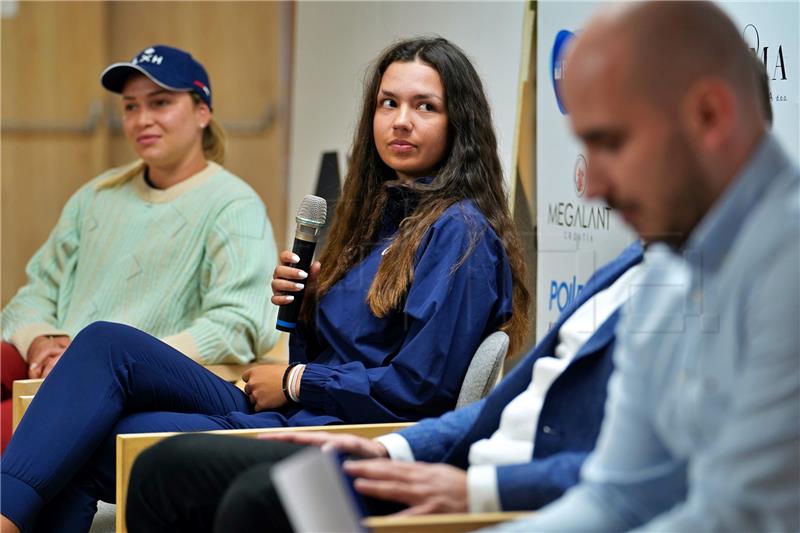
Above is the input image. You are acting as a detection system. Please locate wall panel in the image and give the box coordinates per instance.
[1,1,109,306]
[107,1,290,248]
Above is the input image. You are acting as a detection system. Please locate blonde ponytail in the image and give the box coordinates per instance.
[202,116,226,164]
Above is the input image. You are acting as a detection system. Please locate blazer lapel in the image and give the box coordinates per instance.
[570,309,620,364]
[443,242,644,468]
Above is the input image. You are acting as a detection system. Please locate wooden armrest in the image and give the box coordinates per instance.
[12,396,35,432]
[11,379,43,432]
[363,511,533,533]
[12,378,43,397]
[116,422,413,532]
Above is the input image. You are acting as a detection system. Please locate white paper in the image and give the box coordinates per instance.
[271,447,365,533]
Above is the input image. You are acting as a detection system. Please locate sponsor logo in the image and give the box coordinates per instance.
[546,153,611,243]
[743,23,791,106]
[549,276,585,312]
[547,153,610,232]
[550,29,576,115]
[547,202,611,230]
[133,47,164,66]
[573,154,587,197]
[743,24,788,81]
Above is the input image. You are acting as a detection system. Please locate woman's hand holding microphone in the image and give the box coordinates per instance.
[243,251,321,411]
[270,250,320,306]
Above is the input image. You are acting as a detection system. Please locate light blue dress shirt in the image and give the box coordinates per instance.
[491,133,800,532]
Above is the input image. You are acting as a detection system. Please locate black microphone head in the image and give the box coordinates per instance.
[296,195,327,228]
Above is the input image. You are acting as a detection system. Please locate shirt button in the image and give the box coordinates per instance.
[543,425,554,434]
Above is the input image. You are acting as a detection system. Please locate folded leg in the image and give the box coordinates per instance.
[1,322,251,531]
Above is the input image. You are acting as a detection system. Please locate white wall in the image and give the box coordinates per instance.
[287,1,527,245]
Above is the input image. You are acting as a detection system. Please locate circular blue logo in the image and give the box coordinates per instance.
[551,29,576,115]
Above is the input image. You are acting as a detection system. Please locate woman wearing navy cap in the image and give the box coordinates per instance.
[1,44,279,530]
[0,37,528,532]
[0,44,280,452]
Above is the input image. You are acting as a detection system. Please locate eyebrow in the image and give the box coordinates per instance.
[579,127,625,144]
[122,89,172,100]
[379,89,444,102]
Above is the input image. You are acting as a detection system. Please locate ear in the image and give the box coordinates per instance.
[681,78,734,151]
[195,102,211,129]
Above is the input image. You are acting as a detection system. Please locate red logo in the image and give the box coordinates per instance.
[573,154,587,197]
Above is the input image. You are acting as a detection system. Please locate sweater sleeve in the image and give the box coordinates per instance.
[1,186,86,359]
[298,210,513,422]
[161,197,279,364]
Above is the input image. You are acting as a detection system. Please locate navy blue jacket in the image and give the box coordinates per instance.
[398,242,644,510]
[286,184,514,426]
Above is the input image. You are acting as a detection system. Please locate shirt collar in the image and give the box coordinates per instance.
[379,176,435,237]
[683,132,791,271]
[133,161,219,203]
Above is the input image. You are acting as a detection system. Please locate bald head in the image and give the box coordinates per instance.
[570,1,762,119]
[560,1,769,247]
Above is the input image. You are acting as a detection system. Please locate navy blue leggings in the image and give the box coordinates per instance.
[1,321,289,532]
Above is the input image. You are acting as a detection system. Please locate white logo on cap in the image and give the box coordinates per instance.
[133,47,163,66]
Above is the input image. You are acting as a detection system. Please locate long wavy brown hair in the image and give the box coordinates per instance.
[314,37,529,355]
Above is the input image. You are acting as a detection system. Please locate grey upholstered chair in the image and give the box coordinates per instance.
[455,331,509,408]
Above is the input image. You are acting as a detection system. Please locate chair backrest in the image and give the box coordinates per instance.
[456,331,509,408]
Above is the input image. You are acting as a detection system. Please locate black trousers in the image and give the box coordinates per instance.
[126,433,405,532]
[126,434,305,533]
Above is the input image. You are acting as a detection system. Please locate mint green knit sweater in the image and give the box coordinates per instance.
[1,161,278,364]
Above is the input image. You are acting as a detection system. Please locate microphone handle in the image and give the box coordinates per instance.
[276,237,317,332]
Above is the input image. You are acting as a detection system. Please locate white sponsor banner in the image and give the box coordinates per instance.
[721,1,799,162]
[535,1,635,342]
[534,1,797,342]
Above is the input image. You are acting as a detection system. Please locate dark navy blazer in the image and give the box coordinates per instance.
[398,241,644,511]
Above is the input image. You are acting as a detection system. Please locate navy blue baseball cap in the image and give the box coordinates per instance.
[101,45,212,108]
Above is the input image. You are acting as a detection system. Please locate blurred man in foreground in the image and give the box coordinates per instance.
[492,1,799,531]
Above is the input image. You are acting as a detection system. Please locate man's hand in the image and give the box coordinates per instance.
[27,335,70,379]
[343,459,468,515]
[241,365,290,411]
[258,431,390,458]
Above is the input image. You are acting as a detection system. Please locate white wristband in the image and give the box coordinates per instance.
[289,364,304,402]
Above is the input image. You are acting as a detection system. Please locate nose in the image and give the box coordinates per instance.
[392,104,412,131]
[584,160,608,201]
[133,107,154,128]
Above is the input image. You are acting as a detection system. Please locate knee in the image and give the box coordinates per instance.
[72,321,133,346]
[69,321,145,364]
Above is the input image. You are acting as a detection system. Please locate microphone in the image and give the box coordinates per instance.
[276,195,327,332]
